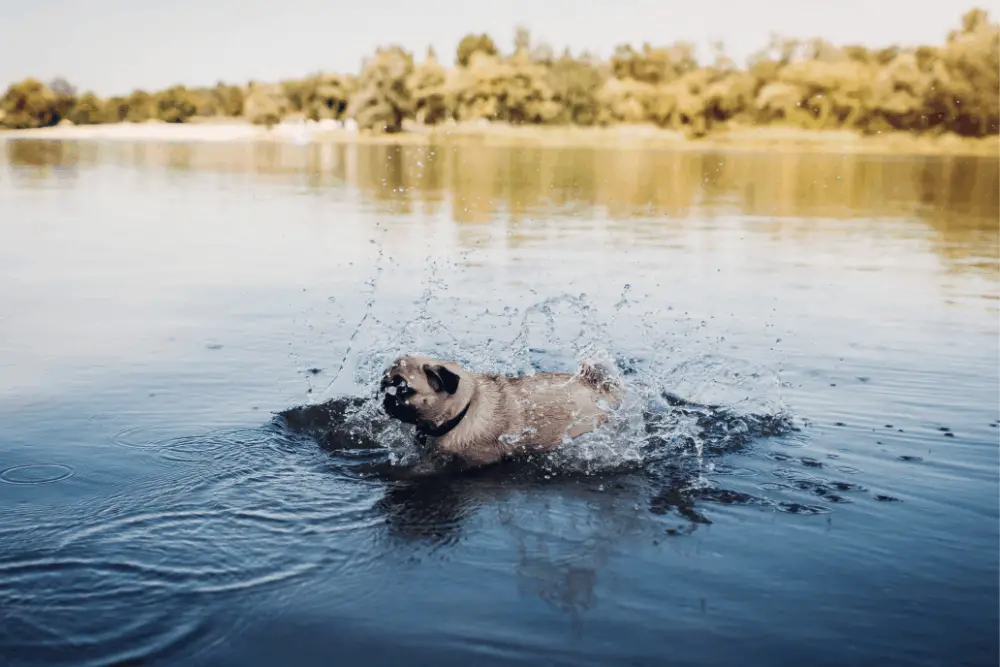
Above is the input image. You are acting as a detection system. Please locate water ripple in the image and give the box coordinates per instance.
[1,463,74,485]
[49,502,340,596]
[0,568,208,667]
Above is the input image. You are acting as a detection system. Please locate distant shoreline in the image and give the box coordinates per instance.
[1,119,997,157]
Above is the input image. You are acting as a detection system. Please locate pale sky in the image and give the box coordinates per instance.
[0,0,994,96]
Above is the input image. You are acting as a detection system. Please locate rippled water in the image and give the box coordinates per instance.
[1,139,997,667]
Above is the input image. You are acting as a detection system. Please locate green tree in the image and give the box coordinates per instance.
[407,47,451,124]
[67,92,107,125]
[456,33,498,67]
[347,46,414,133]
[545,50,607,125]
[0,79,61,129]
[124,90,156,122]
[155,86,199,123]
[212,83,245,117]
[102,96,131,123]
[283,74,356,121]
[924,8,999,136]
[244,83,289,127]
[611,43,698,85]
[48,77,78,121]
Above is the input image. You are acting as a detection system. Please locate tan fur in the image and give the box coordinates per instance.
[380,355,623,467]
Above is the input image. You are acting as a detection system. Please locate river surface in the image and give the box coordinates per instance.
[0,139,997,667]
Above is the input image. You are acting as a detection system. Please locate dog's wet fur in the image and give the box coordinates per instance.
[378,355,623,468]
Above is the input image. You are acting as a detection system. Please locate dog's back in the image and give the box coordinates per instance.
[436,361,621,464]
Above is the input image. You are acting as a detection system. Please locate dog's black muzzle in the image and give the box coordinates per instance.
[380,374,420,424]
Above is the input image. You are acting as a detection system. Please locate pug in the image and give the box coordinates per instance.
[380,355,622,468]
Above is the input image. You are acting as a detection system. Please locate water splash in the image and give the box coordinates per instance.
[281,290,794,481]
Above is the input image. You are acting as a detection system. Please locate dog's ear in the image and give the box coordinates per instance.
[423,364,460,395]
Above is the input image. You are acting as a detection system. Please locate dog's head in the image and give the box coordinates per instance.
[379,355,473,433]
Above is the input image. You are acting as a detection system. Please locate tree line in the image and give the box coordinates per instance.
[1,8,996,138]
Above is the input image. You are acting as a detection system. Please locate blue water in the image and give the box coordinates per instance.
[0,139,997,667]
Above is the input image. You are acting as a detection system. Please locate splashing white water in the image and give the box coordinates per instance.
[315,286,789,475]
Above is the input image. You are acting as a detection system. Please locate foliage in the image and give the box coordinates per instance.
[67,92,105,125]
[284,74,356,121]
[244,83,289,127]
[124,90,156,122]
[926,8,999,136]
[347,46,414,133]
[456,33,498,67]
[407,48,450,124]
[611,43,698,85]
[155,86,199,123]
[446,50,562,124]
[1,79,62,129]
[211,83,246,117]
[102,96,131,123]
[544,50,607,125]
[1,8,995,139]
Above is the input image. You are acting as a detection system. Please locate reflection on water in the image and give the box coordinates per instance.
[5,139,998,277]
[0,138,997,667]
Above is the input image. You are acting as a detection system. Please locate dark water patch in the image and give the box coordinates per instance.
[830,481,867,492]
[0,591,210,667]
[776,502,831,515]
[648,484,714,525]
[694,487,770,506]
[754,469,870,508]
[0,527,221,666]
[657,391,796,453]
[796,477,865,496]
[275,396,385,459]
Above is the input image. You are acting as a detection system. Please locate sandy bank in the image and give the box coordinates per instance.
[1,119,997,157]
